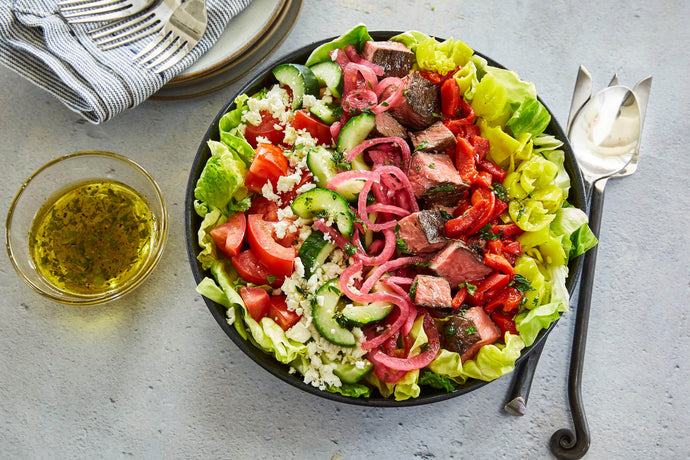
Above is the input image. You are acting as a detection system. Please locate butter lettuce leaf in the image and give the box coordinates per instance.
[305,24,373,66]
[551,206,598,259]
[194,140,248,216]
[506,97,551,138]
[515,302,562,347]
[196,208,225,269]
[459,333,525,381]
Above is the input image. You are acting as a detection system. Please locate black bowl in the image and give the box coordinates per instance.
[185,31,586,407]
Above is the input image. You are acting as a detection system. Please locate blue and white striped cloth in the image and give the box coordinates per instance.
[0,0,251,123]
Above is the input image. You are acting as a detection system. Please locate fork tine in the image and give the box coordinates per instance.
[63,5,132,21]
[59,0,123,12]
[134,31,171,60]
[91,13,158,43]
[98,23,161,50]
[144,38,184,68]
[58,0,107,6]
[154,44,187,72]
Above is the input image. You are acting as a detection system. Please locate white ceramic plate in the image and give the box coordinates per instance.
[169,0,287,85]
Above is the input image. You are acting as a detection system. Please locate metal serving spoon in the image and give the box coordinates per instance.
[548,84,642,459]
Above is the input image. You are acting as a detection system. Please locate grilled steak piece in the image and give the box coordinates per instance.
[386,71,441,130]
[362,41,415,78]
[397,209,448,254]
[442,306,501,362]
[371,111,409,140]
[430,240,493,286]
[412,275,452,309]
[408,151,468,208]
[409,121,457,154]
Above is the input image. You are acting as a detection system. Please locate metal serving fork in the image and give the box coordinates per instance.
[133,0,207,72]
[58,0,156,23]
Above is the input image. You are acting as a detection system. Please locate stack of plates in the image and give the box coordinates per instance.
[152,0,303,100]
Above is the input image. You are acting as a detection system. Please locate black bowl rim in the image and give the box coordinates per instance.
[185,30,586,407]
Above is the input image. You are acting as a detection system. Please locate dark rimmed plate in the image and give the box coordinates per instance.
[185,31,586,407]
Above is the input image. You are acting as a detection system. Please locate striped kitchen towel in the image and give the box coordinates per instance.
[0,0,251,123]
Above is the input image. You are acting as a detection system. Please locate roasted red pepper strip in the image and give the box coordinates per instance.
[440,79,462,118]
[491,199,508,220]
[468,272,511,305]
[484,253,515,277]
[478,159,507,182]
[451,286,468,310]
[491,223,524,238]
[455,136,478,183]
[487,239,504,255]
[466,187,496,235]
[491,311,519,335]
[470,136,490,161]
[485,287,523,314]
[502,240,522,255]
[445,200,489,238]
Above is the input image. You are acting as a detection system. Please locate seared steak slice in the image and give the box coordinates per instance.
[408,151,468,207]
[397,209,448,254]
[371,111,409,139]
[362,41,415,78]
[409,121,457,154]
[442,306,501,362]
[387,71,440,130]
[412,275,452,309]
[430,240,492,286]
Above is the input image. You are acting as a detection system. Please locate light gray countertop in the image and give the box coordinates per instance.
[1,1,689,458]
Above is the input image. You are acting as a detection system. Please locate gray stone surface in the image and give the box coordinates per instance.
[1,0,688,458]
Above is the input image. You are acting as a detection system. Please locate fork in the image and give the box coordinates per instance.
[58,0,157,23]
[89,0,181,51]
[133,0,207,72]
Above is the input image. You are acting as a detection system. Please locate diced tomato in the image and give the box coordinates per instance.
[470,136,490,161]
[267,295,301,330]
[478,159,506,182]
[491,311,519,336]
[291,110,333,146]
[484,253,515,277]
[231,250,284,288]
[238,286,271,322]
[246,214,295,277]
[245,143,289,193]
[244,111,285,148]
[485,287,523,315]
[247,196,279,221]
[440,79,462,119]
[467,272,511,306]
[210,211,246,258]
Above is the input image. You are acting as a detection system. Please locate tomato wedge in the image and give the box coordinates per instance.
[231,250,284,288]
[246,214,295,277]
[247,196,279,221]
[244,111,284,148]
[290,110,333,146]
[210,211,246,258]
[268,295,301,330]
[245,143,289,193]
[239,286,270,322]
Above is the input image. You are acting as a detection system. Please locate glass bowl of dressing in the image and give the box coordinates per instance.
[6,151,168,305]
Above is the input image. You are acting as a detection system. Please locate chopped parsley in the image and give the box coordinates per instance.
[511,274,534,292]
[490,183,509,201]
[459,282,477,295]
[396,238,410,254]
[266,275,277,284]
[414,140,429,152]
[419,371,455,392]
[466,325,477,335]
[477,223,500,240]
[343,243,357,256]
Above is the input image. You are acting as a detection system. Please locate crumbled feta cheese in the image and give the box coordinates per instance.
[302,94,318,108]
[261,181,280,204]
[286,322,311,343]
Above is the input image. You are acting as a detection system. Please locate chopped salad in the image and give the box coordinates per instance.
[193,25,597,400]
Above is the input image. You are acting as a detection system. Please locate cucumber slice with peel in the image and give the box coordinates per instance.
[291,188,355,237]
[336,112,375,171]
[313,279,356,346]
[341,302,393,325]
[309,61,344,97]
[298,230,336,279]
[272,63,319,109]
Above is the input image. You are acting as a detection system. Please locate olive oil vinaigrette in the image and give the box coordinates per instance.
[28,180,156,295]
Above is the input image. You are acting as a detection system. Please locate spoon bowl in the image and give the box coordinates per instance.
[569,86,641,190]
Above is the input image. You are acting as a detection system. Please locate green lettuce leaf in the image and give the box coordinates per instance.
[459,333,525,381]
[305,24,373,66]
[326,383,371,398]
[551,206,598,259]
[515,302,562,347]
[418,371,455,392]
[194,140,248,216]
[196,208,225,270]
[506,97,551,138]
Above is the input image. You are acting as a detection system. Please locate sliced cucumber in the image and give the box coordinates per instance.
[309,100,341,124]
[336,112,375,171]
[341,302,393,325]
[272,63,319,109]
[291,188,355,237]
[333,360,373,384]
[309,61,344,97]
[306,146,338,188]
[313,279,356,346]
[298,230,336,279]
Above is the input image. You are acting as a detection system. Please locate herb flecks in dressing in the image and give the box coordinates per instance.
[29,180,155,295]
